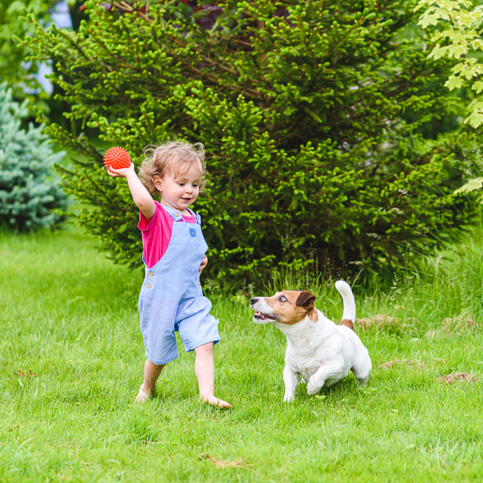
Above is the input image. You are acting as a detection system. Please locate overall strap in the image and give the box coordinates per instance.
[186,208,202,225]
[161,205,186,222]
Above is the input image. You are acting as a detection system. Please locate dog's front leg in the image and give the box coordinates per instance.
[306,364,344,396]
[283,366,300,402]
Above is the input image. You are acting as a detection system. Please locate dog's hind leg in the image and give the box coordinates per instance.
[352,354,372,387]
[283,366,300,402]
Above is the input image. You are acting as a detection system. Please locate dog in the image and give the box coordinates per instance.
[250,281,371,401]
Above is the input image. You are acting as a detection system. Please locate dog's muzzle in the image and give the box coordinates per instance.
[250,297,277,322]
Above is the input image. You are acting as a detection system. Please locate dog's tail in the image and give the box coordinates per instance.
[335,280,355,330]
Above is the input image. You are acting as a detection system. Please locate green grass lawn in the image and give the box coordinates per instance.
[1,227,482,482]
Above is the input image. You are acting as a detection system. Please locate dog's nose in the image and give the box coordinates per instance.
[250,297,259,305]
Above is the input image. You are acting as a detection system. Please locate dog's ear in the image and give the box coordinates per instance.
[296,291,316,309]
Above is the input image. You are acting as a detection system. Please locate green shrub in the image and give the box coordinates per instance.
[26,0,477,288]
[0,83,67,231]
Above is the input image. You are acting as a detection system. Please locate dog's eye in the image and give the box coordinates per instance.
[279,295,287,302]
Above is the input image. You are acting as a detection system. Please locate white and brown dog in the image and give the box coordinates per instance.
[250,281,371,401]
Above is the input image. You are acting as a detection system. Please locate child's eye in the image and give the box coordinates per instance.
[178,182,185,186]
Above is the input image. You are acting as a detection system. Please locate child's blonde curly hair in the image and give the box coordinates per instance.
[139,141,206,196]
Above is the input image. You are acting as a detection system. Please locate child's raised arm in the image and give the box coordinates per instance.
[108,164,156,221]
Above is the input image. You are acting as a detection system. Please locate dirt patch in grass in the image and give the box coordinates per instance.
[357,314,419,333]
[437,372,480,385]
[200,454,254,469]
[358,314,397,328]
[426,315,481,340]
[380,359,426,370]
[441,314,480,333]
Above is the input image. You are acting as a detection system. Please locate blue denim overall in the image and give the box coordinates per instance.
[138,205,219,365]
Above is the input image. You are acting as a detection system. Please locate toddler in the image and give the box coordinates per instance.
[108,141,231,408]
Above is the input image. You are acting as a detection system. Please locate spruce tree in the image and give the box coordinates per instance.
[0,83,67,231]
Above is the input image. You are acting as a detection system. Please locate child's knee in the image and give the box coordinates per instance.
[194,342,213,355]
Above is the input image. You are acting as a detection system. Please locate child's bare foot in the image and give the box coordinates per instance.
[135,384,150,403]
[201,395,232,409]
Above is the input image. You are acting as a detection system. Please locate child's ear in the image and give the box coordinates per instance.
[153,176,163,192]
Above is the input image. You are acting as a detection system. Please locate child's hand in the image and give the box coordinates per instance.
[199,255,208,274]
[107,163,135,178]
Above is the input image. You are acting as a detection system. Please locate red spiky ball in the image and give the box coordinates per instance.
[103,147,131,170]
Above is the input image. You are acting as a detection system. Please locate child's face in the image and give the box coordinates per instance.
[154,162,203,214]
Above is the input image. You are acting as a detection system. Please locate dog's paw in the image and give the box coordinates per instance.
[283,393,295,402]
[306,377,321,396]
[358,377,369,387]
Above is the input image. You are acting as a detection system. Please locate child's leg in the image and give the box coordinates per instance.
[194,342,231,408]
[135,359,164,402]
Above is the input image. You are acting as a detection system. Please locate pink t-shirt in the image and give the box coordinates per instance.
[138,201,196,268]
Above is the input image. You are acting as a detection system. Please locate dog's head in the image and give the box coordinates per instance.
[250,290,317,325]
